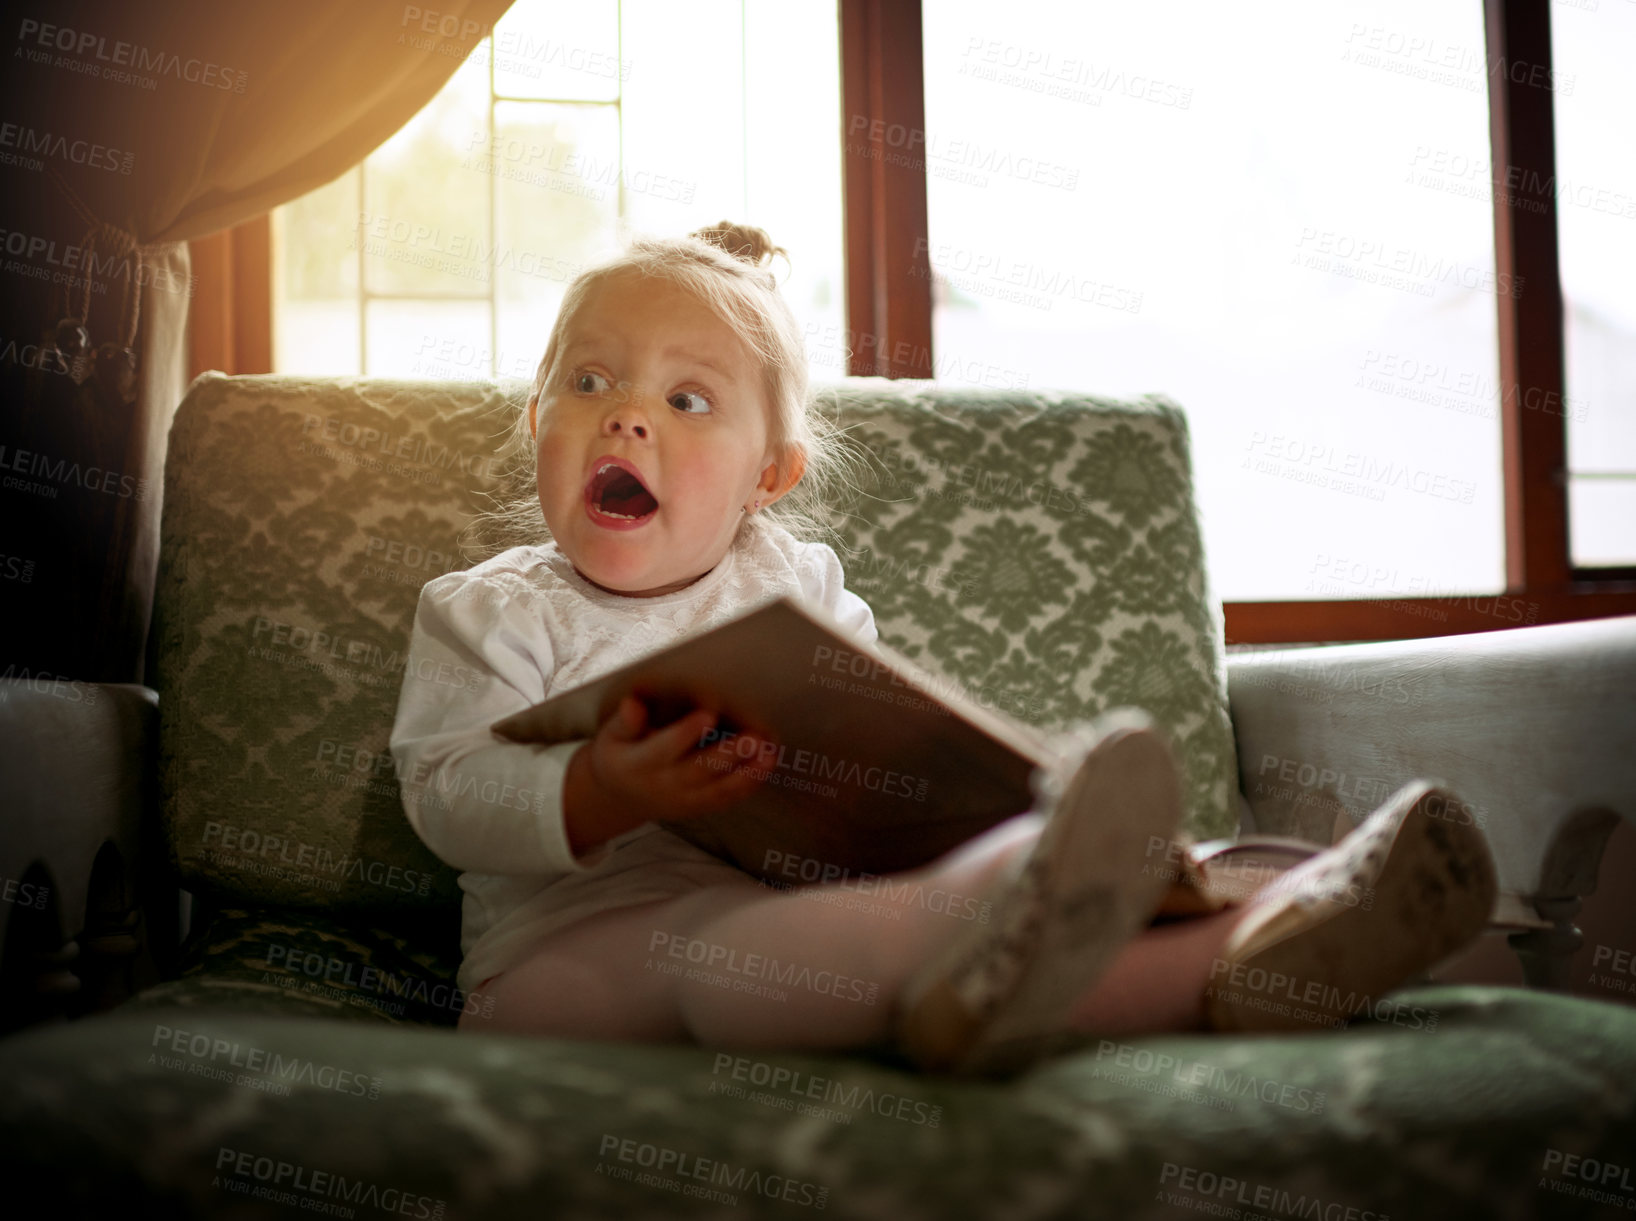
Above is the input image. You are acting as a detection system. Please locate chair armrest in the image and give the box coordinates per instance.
[0,679,173,1031]
[1225,617,1636,924]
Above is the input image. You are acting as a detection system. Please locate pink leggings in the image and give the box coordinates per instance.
[459,814,1243,1050]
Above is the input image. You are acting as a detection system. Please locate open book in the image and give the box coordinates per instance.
[490,596,1058,885]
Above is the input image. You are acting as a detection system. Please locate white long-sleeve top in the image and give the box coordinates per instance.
[389,518,878,994]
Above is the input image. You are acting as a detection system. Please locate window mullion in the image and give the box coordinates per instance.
[839,0,932,378]
[488,35,498,377]
[1484,0,1571,592]
[356,165,366,376]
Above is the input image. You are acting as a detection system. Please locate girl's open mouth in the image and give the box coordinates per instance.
[584,458,660,529]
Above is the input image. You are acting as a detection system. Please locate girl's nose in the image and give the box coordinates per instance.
[602,392,651,440]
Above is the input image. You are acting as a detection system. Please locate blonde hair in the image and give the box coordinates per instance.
[461,221,859,561]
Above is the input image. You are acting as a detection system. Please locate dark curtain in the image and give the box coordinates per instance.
[1,0,513,683]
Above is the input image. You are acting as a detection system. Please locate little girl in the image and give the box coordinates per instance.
[389,222,1498,1074]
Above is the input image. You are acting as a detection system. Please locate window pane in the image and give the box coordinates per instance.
[277,300,362,376]
[1569,479,1636,567]
[619,0,846,370]
[362,59,491,297]
[274,171,360,375]
[922,1,1505,602]
[492,101,622,380]
[492,0,621,102]
[366,299,490,377]
[274,1,845,397]
[1552,1,1636,567]
[620,0,746,231]
[745,0,846,375]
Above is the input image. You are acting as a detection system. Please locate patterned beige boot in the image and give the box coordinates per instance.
[1203,781,1498,1033]
[894,709,1183,1075]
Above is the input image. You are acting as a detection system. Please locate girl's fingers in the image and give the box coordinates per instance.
[677,732,750,784]
[645,706,722,761]
[699,711,771,762]
[676,730,773,790]
[603,695,647,743]
[702,737,775,787]
[615,708,716,781]
[667,753,771,817]
[603,705,780,816]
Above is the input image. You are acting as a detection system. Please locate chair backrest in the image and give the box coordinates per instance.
[151,374,1237,917]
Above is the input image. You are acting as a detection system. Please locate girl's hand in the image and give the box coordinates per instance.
[563,695,775,857]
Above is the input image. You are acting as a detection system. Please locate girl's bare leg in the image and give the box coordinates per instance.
[466,812,1048,1046]
[470,813,1264,1049]
[469,788,1494,1047]
[1068,907,1254,1035]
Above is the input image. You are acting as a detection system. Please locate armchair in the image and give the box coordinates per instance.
[2,373,1631,1220]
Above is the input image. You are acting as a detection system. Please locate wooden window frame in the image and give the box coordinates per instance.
[839,0,1636,642]
[840,0,933,378]
[197,0,1634,643]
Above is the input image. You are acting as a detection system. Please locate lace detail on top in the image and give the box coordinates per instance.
[431,517,877,699]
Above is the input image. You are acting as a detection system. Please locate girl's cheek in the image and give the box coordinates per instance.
[537,429,568,471]
[537,436,576,508]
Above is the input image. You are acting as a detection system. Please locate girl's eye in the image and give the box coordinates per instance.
[669,391,712,415]
[574,370,609,394]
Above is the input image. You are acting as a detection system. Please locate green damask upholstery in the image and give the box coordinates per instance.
[819,381,1236,839]
[151,375,504,917]
[3,987,1634,1218]
[117,903,465,1027]
[150,373,1237,928]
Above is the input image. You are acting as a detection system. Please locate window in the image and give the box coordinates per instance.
[1552,0,1636,568]
[272,0,844,383]
[921,0,1505,603]
[838,0,1634,638]
[226,0,1633,639]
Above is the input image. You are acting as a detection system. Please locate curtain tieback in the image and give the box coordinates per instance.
[43,167,144,406]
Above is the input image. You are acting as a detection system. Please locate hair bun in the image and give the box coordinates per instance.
[691,221,785,270]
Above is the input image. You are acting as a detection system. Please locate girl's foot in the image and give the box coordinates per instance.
[1204,780,1497,1033]
[894,709,1183,1075]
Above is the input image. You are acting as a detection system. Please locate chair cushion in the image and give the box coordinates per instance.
[4,986,1631,1218]
[821,381,1237,839]
[152,374,514,915]
[152,374,1237,915]
[116,903,464,1028]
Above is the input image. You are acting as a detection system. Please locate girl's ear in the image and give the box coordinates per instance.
[758,445,807,504]
[528,395,538,439]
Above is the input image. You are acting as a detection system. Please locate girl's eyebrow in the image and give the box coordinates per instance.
[661,345,738,386]
[565,335,738,386]
[566,335,739,382]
